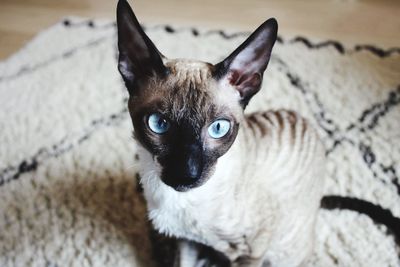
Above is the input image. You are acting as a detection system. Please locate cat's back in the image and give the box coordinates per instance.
[240,110,325,265]
[242,109,325,194]
[244,109,314,143]
[244,109,323,155]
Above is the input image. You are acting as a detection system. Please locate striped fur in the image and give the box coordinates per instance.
[245,110,310,146]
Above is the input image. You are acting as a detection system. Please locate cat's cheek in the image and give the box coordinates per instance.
[204,124,239,160]
[202,162,217,183]
[136,143,163,177]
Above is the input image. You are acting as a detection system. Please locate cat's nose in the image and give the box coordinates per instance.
[179,142,203,181]
[186,153,202,180]
[159,143,204,191]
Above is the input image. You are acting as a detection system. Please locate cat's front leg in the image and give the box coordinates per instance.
[175,239,232,267]
[231,257,268,267]
[174,240,203,267]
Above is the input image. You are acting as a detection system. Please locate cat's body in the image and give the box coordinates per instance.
[138,83,325,267]
[116,1,325,266]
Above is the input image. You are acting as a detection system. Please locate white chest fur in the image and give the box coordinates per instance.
[138,141,261,259]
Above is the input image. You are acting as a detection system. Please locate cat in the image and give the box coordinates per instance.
[116,0,325,266]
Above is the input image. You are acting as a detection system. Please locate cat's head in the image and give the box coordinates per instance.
[116,0,277,191]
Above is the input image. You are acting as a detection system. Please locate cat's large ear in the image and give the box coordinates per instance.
[214,19,278,108]
[116,0,167,93]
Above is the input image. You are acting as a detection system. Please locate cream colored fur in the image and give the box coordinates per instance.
[137,76,325,266]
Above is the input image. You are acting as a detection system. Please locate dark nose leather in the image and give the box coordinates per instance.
[160,143,204,190]
[172,143,203,182]
[185,144,202,180]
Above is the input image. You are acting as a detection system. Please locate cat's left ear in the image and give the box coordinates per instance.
[214,19,278,108]
[116,0,167,93]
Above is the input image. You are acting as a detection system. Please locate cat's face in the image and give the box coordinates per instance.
[116,0,277,191]
[127,60,242,191]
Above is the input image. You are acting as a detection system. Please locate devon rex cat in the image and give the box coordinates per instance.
[116,0,325,266]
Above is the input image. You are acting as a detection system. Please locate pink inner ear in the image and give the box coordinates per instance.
[229,70,262,90]
[229,70,242,86]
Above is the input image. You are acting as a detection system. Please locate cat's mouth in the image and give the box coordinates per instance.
[166,180,205,192]
[160,169,209,192]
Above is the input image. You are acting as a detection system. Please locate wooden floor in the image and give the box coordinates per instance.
[0,0,399,60]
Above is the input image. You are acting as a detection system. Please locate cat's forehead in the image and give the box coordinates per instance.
[143,59,215,109]
[162,60,215,125]
[165,59,213,89]
[130,58,241,125]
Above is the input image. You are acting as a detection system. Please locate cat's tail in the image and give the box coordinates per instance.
[320,195,400,245]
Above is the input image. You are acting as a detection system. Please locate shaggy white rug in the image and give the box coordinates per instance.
[0,18,399,267]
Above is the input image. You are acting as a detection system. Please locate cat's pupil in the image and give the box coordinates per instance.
[216,123,221,131]
[158,119,166,128]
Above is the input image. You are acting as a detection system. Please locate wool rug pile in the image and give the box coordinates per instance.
[0,18,399,267]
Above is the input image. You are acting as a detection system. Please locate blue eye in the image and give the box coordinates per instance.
[208,119,230,139]
[148,113,170,134]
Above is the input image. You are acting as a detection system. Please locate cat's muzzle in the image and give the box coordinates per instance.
[158,143,207,191]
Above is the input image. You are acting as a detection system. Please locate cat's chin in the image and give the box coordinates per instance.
[172,185,196,192]
[161,176,209,192]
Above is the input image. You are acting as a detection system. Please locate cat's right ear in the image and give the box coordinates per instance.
[116,0,166,93]
[213,19,278,109]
